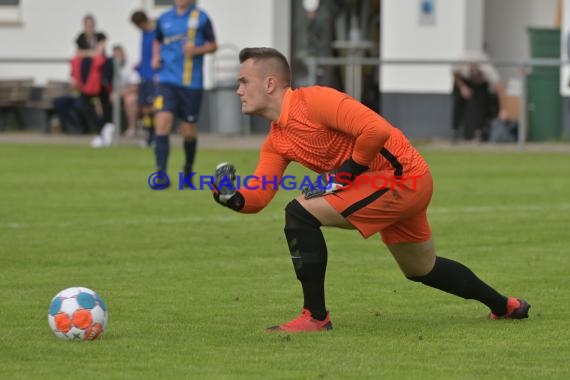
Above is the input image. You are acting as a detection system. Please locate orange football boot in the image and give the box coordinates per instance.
[489,297,531,320]
[267,308,333,332]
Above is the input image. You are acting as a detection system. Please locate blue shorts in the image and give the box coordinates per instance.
[154,83,203,123]
[138,80,157,107]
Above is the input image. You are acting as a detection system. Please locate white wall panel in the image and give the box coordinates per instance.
[380,0,469,93]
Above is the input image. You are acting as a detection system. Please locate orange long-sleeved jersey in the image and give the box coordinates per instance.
[239,86,429,213]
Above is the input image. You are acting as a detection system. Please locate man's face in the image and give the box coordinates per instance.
[236,59,268,116]
[113,48,125,63]
[175,0,194,9]
[84,18,95,33]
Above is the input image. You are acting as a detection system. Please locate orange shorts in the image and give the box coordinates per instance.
[324,170,433,244]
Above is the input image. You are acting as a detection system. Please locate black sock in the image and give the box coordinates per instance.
[183,138,197,171]
[284,200,328,321]
[147,127,155,146]
[408,256,508,316]
[296,263,327,320]
[154,135,169,172]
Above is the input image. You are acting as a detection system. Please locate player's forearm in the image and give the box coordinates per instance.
[200,41,217,55]
[453,72,466,87]
[212,163,280,214]
[237,188,278,214]
[214,188,274,214]
[186,41,218,57]
[213,144,287,213]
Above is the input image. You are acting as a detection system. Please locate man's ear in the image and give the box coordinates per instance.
[265,76,277,94]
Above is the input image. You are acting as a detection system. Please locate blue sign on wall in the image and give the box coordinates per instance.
[419,0,436,26]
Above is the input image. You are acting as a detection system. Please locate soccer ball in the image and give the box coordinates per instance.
[48,287,108,340]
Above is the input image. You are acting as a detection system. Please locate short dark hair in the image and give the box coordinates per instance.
[239,47,291,85]
[83,13,95,24]
[130,10,148,26]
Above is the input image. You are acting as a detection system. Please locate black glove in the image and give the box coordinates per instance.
[335,157,368,182]
[213,162,237,202]
[302,173,348,199]
[302,157,368,200]
[212,162,244,211]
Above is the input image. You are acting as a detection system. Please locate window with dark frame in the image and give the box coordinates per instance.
[0,0,20,6]
[154,0,172,6]
[0,0,21,24]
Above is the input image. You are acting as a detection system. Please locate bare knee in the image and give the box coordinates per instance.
[155,112,172,135]
[180,122,197,140]
[388,239,436,278]
[296,195,354,229]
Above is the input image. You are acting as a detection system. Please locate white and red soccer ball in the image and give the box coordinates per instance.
[48,287,108,340]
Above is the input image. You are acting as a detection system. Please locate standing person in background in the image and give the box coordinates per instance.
[131,10,158,147]
[152,0,217,182]
[451,50,508,142]
[75,13,106,58]
[72,13,115,147]
[112,45,141,138]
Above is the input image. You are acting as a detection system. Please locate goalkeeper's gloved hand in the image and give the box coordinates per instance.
[212,162,245,211]
[302,157,368,200]
[213,162,237,203]
[302,172,349,199]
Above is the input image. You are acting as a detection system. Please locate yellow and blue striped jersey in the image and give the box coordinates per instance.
[155,5,216,89]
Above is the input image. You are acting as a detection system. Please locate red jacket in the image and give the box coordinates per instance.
[70,55,106,95]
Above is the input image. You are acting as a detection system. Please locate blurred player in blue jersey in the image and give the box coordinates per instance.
[152,0,217,180]
[131,10,158,146]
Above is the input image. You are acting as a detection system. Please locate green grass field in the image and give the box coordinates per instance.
[1,142,569,379]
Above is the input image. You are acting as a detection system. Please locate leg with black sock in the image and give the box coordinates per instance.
[407,256,509,316]
[154,135,170,172]
[141,111,155,146]
[283,199,328,321]
[146,121,155,147]
[147,126,155,147]
[183,138,197,177]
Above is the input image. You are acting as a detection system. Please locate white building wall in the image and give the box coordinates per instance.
[199,0,290,89]
[0,0,290,87]
[483,0,561,89]
[484,0,559,62]
[0,0,141,84]
[380,0,564,94]
[464,0,484,52]
[380,0,473,94]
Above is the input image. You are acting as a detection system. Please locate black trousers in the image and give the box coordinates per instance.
[78,91,112,135]
[452,79,498,141]
[53,96,89,134]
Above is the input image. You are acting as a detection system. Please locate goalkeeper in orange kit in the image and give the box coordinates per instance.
[212,47,530,332]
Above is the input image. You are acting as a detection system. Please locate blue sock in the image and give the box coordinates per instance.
[155,135,169,172]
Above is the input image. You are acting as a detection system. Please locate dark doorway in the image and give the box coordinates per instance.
[290,0,380,111]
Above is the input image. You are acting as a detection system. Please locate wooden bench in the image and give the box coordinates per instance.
[0,78,34,130]
[27,80,73,110]
[26,80,75,132]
